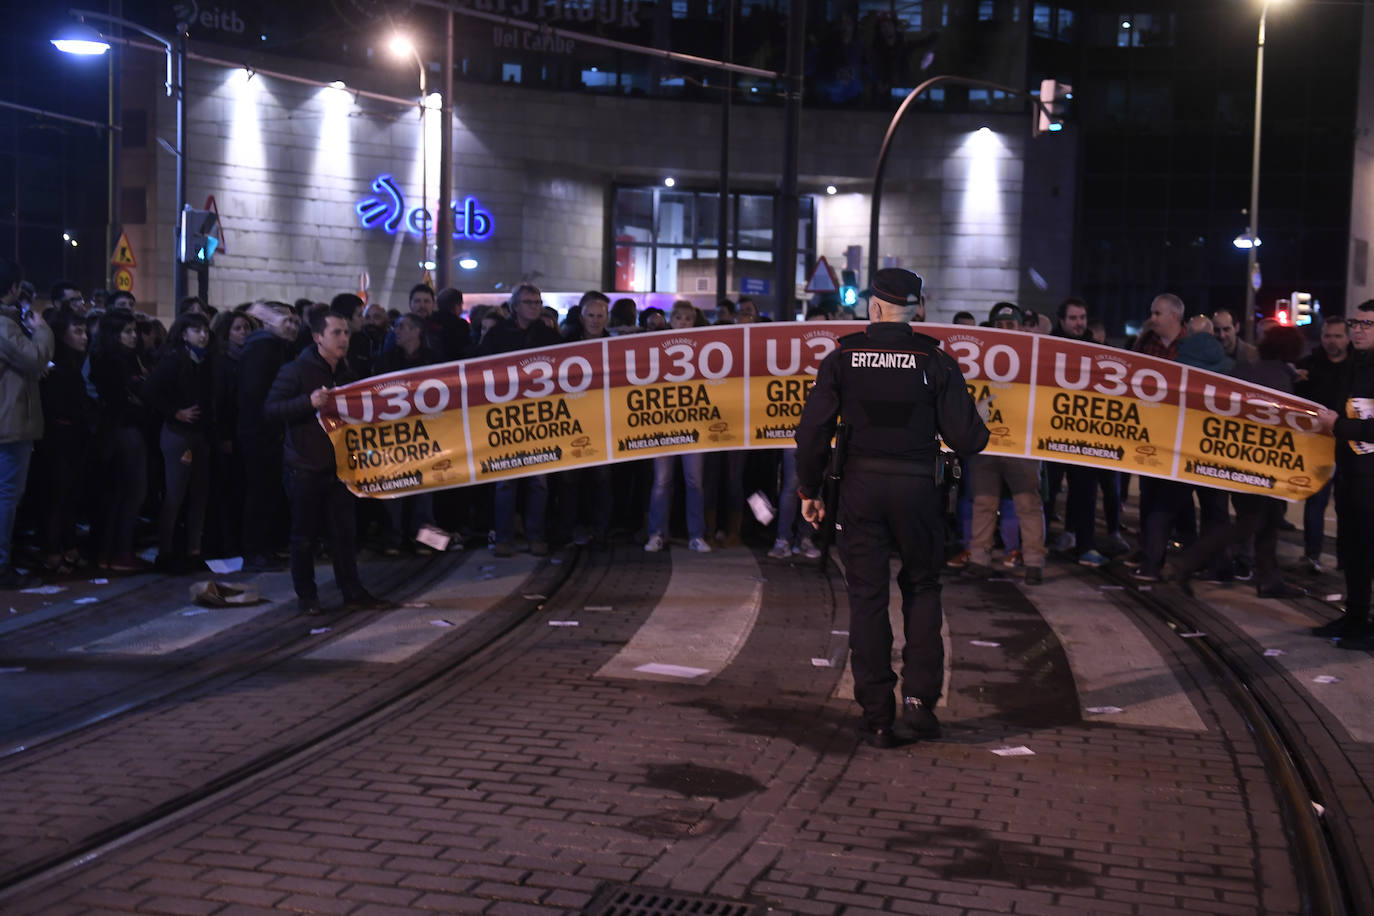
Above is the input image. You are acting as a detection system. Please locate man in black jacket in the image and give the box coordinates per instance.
[1296,316,1351,571]
[1316,301,1374,649]
[476,283,563,557]
[264,306,388,614]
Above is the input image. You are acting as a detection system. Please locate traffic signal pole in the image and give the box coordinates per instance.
[772,0,806,321]
[867,76,1063,286]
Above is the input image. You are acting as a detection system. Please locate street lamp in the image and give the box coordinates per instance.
[53,9,188,307]
[390,34,430,281]
[1242,0,1281,344]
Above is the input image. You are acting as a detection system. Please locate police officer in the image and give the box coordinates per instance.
[795,268,989,748]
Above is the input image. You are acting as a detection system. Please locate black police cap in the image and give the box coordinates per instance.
[869,268,924,306]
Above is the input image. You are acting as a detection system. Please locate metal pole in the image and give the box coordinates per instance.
[436,10,454,290]
[715,0,733,301]
[772,0,805,321]
[106,34,119,292]
[173,33,186,307]
[1244,2,1268,345]
[417,52,428,283]
[868,75,1049,283]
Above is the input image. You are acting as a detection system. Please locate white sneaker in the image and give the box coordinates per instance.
[798,536,822,560]
[767,538,792,559]
[643,534,665,552]
[688,537,713,553]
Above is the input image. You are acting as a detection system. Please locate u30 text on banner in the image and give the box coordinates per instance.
[317,323,1333,501]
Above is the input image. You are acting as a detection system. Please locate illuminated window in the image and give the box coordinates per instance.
[610,187,816,293]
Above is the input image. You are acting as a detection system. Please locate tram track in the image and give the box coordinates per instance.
[1090,562,1360,916]
[0,545,583,899]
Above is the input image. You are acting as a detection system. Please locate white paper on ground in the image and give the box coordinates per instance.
[831,629,849,636]
[634,662,710,678]
[970,639,1001,648]
[0,666,25,674]
[991,746,1035,756]
[1179,632,1206,638]
[1263,648,1285,657]
[206,557,243,574]
[1313,802,1326,817]
[523,593,546,600]
[810,657,832,667]
[73,597,99,605]
[405,601,430,608]
[1325,594,1343,602]
[90,578,109,585]
[1086,706,1125,715]
[19,585,64,595]
[415,525,451,552]
[429,619,453,627]
[181,608,209,616]
[548,620,580,627]
[310,627,331,635]
[1313,675,1342,684]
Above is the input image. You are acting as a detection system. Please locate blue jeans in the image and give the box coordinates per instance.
[777,449,799,543]
[0,440,34,572]
[494,475,548,545]
[649,453,705,541]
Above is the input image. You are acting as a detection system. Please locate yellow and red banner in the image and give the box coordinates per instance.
[319,323,1334,501]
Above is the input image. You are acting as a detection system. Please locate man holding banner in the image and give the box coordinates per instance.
[795,268,989,749]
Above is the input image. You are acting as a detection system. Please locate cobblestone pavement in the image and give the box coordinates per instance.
[3,532,1369,914]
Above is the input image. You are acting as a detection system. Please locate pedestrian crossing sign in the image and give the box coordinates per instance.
[805,256,838,293]
[111,232,136,268]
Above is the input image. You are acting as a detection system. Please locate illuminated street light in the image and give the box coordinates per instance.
[50,23,109,55]
[1232,231,1262,250]
[54,8,189,305]
[664,177,676,188]
[390,33,430,280]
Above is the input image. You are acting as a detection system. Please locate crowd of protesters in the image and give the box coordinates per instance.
[1,254,1369,649]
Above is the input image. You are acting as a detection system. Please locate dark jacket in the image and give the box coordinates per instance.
[561,326,611,344]
[263,345,355,473]
[795,323,990,498]
[434,310,472,361]
[142,347,214,435]
[90,347,150,429]
[475,316,563,357]
[213,345,243,444]
[1296,348,1352,411]
[40,347,96,443]
[375,344,440,376]
[1332,348,1374,477]
[237,329,289,445]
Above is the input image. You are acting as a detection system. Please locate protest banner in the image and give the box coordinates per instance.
[318,323,1334,502]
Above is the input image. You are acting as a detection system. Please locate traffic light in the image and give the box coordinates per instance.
[1034,79,1073,137]
[179,206,220,265]
[840,269,858,307]
[1274,298,1292,326]
[1291,291,1315,326]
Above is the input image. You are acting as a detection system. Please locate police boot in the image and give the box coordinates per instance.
[902,697,941,739]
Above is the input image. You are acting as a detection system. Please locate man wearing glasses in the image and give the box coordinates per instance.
[1315,302,1374,650]
[49,281,88,316]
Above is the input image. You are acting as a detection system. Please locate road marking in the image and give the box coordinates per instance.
[597,549,762,684]
[1021,573,1207,731]
[1195,584,1374,742]
[303,554,540,664]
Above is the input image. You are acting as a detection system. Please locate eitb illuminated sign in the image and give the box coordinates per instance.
[356,174,494,241]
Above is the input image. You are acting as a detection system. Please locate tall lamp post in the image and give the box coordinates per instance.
[53,9,187,307]
[390,35,430,282]
[1239,0,1278,345]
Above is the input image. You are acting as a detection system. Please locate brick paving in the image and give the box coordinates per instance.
[0,538,1322,914]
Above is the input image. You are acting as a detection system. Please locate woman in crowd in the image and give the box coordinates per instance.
[35,309,96,574]
[90,311,151,571]
[142,311,214,571]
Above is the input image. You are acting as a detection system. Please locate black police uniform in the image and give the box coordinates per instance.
[795,275,989,737]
